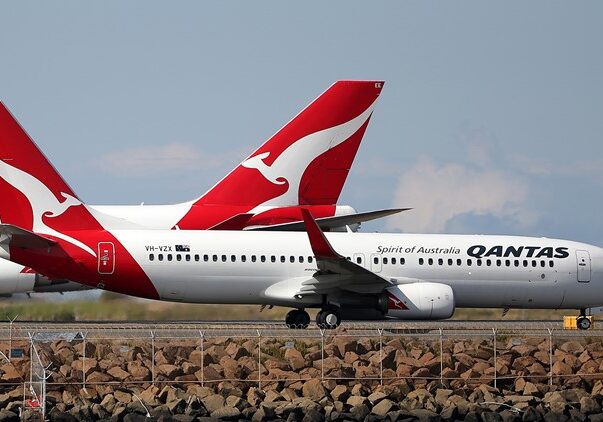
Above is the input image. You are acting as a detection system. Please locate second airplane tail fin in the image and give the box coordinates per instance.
[194,80,384,208]
[0,102,101,236]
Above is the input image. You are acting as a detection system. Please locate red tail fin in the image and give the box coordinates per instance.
[0,103,100,234]
[195,81,383,208]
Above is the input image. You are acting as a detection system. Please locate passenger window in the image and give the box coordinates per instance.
[523,260,528,267]
[428,258,433,265]
[186,255,191,262]
[308,256,313,263]
[438,258,443,265]
[158,254,163,261]
[477,259,482,266]
[231,255,236,262]
[540,260,545,268]
[271,256,276,263]
[299,256,304,263]
[486,259,491,266]
[514,260,519,267]
[241,255,246,263]
[448,259,453,266]
[374,257,379,265]
[346,257,351,261]
[176,255,182,261]
[457,259,461,266]
[203,254,208,262]
[419,258,424,265]
[280,256,286,263]
[392,257,397,265]
[383,257,388,265]
[496,260,501,267]
[401,257,406,265]
[532,260,537,267]
[213,255,218,262]
[149,254,154,261]
[251,255,257,262]
[261,255,266,263]
[167,254,173,261]
[290,256,295,263]
[467,259,472,266]
[505,260,510,267]
[549,261,554,268]
[221,255,227,262]
[356,257,362,264]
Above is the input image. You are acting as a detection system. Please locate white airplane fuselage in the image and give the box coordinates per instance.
[108,230,603,311]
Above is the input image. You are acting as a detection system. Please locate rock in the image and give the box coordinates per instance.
[127,361,151,381]
[113,390,132,404]
[482,412,503,422]
[368,391,387,404]
[330,385,348,402]
[208,406,241,419]
[350,404,370,421]
[372,399,394,416]
[252,405,276,421]
[302,379,326,401]
[284,348,306,371]
[157,364,183,378]
[523,382,540,397]
[138,385,160,406]
[552,360,572,376]
[107,366,130,381]
[247,387,265,407]
[49,410,78,422]
[347,395,368,407]
[435,389,453,407]
[100,394,117,413]
[580,396,600,414]
[202,394,225,413]
[123,414,148,422]
[0,410,19,422]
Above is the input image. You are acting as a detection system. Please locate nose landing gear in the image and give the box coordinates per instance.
[285,309,310,329]
[577,308,592,330]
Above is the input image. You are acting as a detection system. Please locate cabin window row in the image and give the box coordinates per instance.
[370,256,406,265]
[417,257,555,268]
[149,253,314,264]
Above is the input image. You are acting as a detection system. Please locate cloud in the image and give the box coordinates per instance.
[387,157,537,233]
[96,143,242,177]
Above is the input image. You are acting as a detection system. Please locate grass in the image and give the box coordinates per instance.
[0,293,580,322]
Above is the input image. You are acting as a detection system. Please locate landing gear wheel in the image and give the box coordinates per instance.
[577,316,591,330]
[316,307,341,329]
[285,309,310,329]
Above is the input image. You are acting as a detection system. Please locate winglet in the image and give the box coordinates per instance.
[301,208,341,259]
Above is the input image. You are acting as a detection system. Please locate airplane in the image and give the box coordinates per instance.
[0,80,405,295]
[1,99,602,330]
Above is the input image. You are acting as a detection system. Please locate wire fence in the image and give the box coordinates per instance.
[1,320,602,396]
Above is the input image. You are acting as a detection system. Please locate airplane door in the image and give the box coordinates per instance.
[576,250,591,282]
[370,253,382,273]
[98,242,115,274]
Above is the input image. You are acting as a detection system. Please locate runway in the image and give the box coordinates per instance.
[0,319,598,339]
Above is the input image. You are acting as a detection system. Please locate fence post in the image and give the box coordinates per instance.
[199,330,205,387]
[439,328,444,387]
[319,328,326,381]
[257,329,262,390]
[8,315,17,362]
[82,332,88,391]
[378,328,383,386]
[492,328,497,390]
[151,330,155,386]
[548,328,553,386]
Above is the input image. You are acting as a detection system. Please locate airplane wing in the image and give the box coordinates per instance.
[297,209,394,295]
[246,208,410,232]
[0,224,57,249]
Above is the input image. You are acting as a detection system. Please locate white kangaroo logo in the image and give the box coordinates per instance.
[0,160,96,256]
[241,97,379,209]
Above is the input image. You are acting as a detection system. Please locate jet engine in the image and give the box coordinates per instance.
[385,282,455,320]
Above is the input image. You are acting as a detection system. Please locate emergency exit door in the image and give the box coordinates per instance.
[98,242,115,274]
[576,250,591,282]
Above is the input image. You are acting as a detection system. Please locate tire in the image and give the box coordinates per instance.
[286,309,310,329]
[577,316,591,330]
[317,307,341,329]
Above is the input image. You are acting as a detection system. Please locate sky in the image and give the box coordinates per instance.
[1,2,602,246]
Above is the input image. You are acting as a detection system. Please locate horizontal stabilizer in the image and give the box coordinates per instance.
[0,224,56,249]
[246,208,409,231]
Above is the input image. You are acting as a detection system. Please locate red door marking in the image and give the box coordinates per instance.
[98,242,115,274]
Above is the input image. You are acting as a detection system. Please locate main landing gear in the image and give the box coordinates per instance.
[577,308,592,330]
[316,305,341,329]
[285,309,310,329]
[285,306,342,329]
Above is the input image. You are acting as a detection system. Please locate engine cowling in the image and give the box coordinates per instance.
[386,282,455,320]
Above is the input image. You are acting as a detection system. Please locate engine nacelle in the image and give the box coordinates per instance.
[0,260,35,294]
[386,282,455,320]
